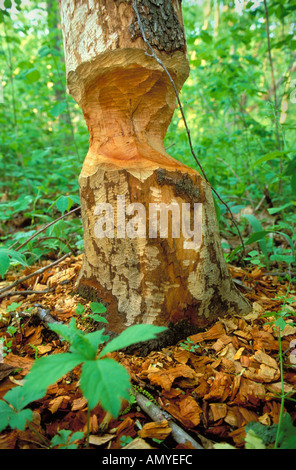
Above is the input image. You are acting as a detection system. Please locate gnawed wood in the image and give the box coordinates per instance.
[58,0,250,343]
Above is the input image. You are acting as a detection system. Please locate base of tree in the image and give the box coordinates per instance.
[75,163,250,342]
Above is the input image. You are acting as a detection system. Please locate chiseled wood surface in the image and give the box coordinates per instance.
[58,0,250,336]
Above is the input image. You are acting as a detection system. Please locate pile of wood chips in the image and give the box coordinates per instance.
[0,256,295,449]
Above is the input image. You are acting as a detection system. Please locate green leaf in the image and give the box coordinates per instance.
[200,30,212,43]
[245,230,272,245]
[78,329,108,357]
[251,150,296,169]
[51,429,84,449]
[0,387,34,432]
[24,68,40,83]
[49,318,78,343]
[50,318,105,360]
[0,251,10,278]
[268,202,294,214]
[242,214,269,267]
[23,352,82,398]
[0,400,14,432]
[8,250,28,267]
[75,303,85,315]
[79,358,130,414]
[56,195,70,214]
[49,101,67,118]
[99,324,167,358]
[87,314,108,324]
[90,302,107,314]
[245,429,266,449]
[276,316,287,331]
[6,301,22,312]
[4,385,38,412]
[9,408,33,431]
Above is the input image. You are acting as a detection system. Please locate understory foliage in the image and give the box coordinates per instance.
[0,0,295,274]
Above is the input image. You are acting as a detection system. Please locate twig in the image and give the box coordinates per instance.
[133,388,203,449]
[9,206,81,252]
[132,1,245,255]
[32,304,63,327]
[0,287,53,300]
[0,253,70,296]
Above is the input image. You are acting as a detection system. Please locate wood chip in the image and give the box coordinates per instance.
[138,420,172,440]
[89,434,114,446]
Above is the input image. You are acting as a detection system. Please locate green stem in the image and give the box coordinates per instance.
[26,420,52,448]
[274,277,292,449]
[274,327,285,449]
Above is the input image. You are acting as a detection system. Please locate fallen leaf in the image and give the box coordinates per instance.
[250,327,279,351]
[0,363,17,382]
[0,430,18,449]
[188,323,225,344]
[4,353,34,376]
[280,323,296,338]
[211,335,233,353]
[48,395,70,413]
[147,364,198,391]
[71,396,88,411]
[122,438,155,449]
[234,347,245,361]
[204,372,233,402]
[232,377,266,406]
[173,348,190,364]
[244,350,280,383]
[37,344,52,355]
[209,403,227,421]
[163,396,202,428]
[89,434,114,446]
[138,420,172,440]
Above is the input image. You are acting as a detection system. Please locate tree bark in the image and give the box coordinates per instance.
[58,0,250,342]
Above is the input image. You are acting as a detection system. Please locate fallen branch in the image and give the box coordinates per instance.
[0,253,70,296]
[133,388,203,450]
[0,287,53,300]
[32,304,63,328]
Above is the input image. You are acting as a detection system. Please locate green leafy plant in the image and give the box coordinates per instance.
[0,317,166,446]
[75,301,108,326]
[51,430,84,449]
[179,337,200,353]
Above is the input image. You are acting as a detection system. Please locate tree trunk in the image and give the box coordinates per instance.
[58,0,250,343]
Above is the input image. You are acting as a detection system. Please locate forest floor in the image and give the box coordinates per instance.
[0,254,295,450]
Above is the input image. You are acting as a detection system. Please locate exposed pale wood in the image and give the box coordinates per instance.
[58,1,250,340]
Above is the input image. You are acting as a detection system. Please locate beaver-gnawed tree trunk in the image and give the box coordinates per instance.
[58,0,250,345]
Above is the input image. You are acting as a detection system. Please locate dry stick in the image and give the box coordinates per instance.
[134,389,203,449]
[0,287,53,300]
[132,1,245,256]
[9,206,81,252]
[0,253,70,296]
